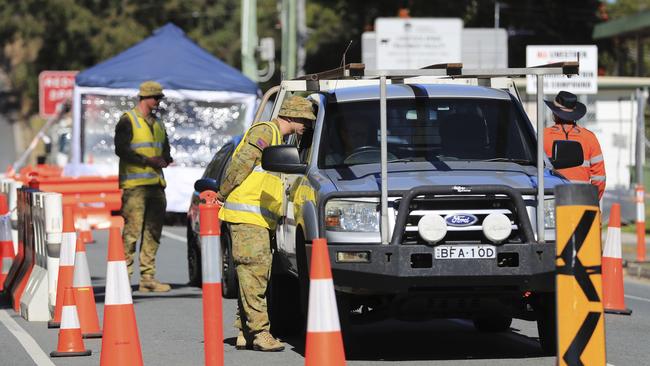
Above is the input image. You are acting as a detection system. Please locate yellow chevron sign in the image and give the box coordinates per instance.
[556,204,606,366]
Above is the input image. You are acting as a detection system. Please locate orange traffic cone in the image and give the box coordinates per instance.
[603,203,632,315]
[1,193,14,291]
[49,205,76,328]
[50,287,92,357]
[305,238,346,366]
[78,209,95,244]
[72,235,102,338]
[100,225,143,366]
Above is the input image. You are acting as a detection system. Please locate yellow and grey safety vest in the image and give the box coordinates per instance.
[118,109,167,189]
[219,122,283,229]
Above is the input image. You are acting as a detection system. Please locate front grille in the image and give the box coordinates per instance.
[397,195,522,245]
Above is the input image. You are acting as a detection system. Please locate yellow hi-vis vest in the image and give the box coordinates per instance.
[118,109,167,189]
[219,122,283,229]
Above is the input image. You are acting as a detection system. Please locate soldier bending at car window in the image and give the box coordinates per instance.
[114,81,173,292]
[216,96,315,352]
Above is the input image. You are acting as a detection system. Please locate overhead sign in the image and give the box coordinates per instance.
[526,45,598,94]
[39,71,77,118]
[375,18,462,69]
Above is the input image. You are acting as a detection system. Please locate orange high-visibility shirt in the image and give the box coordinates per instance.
[544,123,606,199]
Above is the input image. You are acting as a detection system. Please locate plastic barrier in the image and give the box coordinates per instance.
[10,187,37,312]
[555,184,606,366]
[0,194,13,291]
[20,192,61,321]
[305,238,346,366]
[2,185,25,294]
[1,178,22,255]
[199,191,224,366]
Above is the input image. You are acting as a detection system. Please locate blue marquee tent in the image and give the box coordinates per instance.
[75,23,258,95]
[71,23,259,213]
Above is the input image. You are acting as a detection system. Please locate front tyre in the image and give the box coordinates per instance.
[187,222,202,287]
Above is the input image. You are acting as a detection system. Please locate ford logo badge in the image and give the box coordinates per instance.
[445,214,478,227]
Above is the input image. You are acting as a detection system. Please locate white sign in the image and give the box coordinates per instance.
[526,45,598,94]
[375,18,462,69]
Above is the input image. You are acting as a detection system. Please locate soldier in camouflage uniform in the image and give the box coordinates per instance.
[217,96,316,352]
[115,81,173,293]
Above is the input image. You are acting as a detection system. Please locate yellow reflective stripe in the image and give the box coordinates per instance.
[127,110,141,128]
[223,202,279,221]
[122,172,158,181]
[131,142,163,149]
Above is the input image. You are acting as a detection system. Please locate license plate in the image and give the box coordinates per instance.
[434,245,496,259]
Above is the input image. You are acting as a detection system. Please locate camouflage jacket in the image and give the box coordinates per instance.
[219,120,281,199]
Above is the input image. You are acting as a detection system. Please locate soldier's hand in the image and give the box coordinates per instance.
[146,156,167,168]
[216,191,225,207]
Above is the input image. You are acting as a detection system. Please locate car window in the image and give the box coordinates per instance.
[202,140,236,181]
[319,97,535,167]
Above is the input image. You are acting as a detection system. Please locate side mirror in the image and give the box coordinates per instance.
[262,145,307,174]
[194,178,219,193]
[551,140,584,169]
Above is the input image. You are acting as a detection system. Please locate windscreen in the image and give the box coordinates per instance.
[319,98,536,168]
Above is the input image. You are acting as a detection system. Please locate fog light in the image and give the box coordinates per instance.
[418,214,447,244]
[482,213,512,243]
[336,251,370,263]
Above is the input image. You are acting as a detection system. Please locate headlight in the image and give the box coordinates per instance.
[544,198,556,229]
[325,199,379,232]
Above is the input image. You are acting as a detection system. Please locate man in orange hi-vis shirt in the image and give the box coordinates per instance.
[544,90,606,199]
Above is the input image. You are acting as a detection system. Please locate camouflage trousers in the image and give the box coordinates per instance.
[230,223,272,336]
[121,185,166,278]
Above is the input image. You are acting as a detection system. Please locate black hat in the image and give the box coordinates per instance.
[544,91,586,121]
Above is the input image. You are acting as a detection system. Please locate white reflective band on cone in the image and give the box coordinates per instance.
[307,279,341,332]
[637,202,645,222]
[60,306,81,329]
[603,227,621,259]
[0,214,11,241]
[72,253,91,287]
[201,235,222,283]
[59,233,76,266]
[105,261,133,305]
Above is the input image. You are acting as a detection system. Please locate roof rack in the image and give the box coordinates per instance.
[292,61,578,82]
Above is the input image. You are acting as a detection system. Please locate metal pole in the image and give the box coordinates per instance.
[281,0,297,79]
[537,75,545,243]
[494,1,500,29]
[636,88,646,187]
[241,0,258,82]
[380,76,389,245]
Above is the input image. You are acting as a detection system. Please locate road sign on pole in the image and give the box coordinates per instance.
[39,71,77,119]
[526,46,597,94]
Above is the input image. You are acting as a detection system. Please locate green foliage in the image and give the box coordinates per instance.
[0,0,605,118]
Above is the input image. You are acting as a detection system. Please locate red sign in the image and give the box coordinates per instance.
[39,71,78,118]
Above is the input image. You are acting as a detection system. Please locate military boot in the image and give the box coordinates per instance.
[139,275,171,292]
[236,330,252,350]
[252,331,284,352]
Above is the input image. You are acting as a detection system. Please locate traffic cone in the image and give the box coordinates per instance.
[1,193,14,291]
[50,287,92,357]
[304,238,346,366]
[100,225,143,366]
[49,205,76,328]
[72,235,102,338]
[78,208,95,244]
[602,203,632,315]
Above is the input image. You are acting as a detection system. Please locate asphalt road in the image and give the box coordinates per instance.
[1,226,649,365]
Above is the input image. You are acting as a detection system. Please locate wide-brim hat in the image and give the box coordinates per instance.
[138,80,164,98]
[544,90,586,121]
[278,96,316,121]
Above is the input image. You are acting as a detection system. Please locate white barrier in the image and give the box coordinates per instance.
[20,191,61,321]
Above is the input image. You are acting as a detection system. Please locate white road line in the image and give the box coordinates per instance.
[625,294,650,303]
[0,309,56,366]
[162,230,186,243]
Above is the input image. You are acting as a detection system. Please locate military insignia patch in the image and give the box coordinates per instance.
[256,138,268,149]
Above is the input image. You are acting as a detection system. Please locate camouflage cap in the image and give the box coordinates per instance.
[138,81,164,98]
[278,96,316,121]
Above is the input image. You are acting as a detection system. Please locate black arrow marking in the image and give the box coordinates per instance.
[556,209,601,302]
[562,311,601,366]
